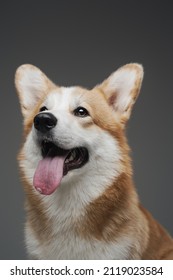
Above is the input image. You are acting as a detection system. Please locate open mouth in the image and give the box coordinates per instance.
[33,140,89,195]
[41,140,89,175]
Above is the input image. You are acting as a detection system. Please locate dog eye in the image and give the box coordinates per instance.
[74,107,89,117]
[40,106,48,112]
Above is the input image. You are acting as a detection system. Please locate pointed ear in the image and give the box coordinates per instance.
[97,63,144,123]
[15,64,55,118]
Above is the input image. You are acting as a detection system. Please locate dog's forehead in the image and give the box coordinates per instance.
[46,86,102,109]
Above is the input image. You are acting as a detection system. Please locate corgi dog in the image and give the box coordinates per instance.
[15,63,173,260]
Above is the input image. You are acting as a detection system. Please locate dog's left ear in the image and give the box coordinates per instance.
[97,63,144,124]
[15,64,55,118]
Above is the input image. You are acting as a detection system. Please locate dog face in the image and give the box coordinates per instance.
[15,64,143,196]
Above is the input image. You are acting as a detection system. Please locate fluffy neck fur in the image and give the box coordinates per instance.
[22,141,148,260]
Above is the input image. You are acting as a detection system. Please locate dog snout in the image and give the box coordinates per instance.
[34,113,57,133]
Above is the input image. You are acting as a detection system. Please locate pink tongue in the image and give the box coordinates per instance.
[33,156,65,195]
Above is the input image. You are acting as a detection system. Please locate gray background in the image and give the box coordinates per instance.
[0,1,173,259]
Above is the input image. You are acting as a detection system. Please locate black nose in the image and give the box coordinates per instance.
[34,113,57,133]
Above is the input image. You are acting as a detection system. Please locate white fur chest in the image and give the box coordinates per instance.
[26,230,133,260]
[25,177,133,260]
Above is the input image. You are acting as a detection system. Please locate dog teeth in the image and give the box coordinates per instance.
[65,150,76,163]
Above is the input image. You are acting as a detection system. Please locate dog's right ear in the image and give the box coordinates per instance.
[15,64,55,118]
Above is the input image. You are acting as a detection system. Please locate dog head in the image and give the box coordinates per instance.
[15,64,143,195]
